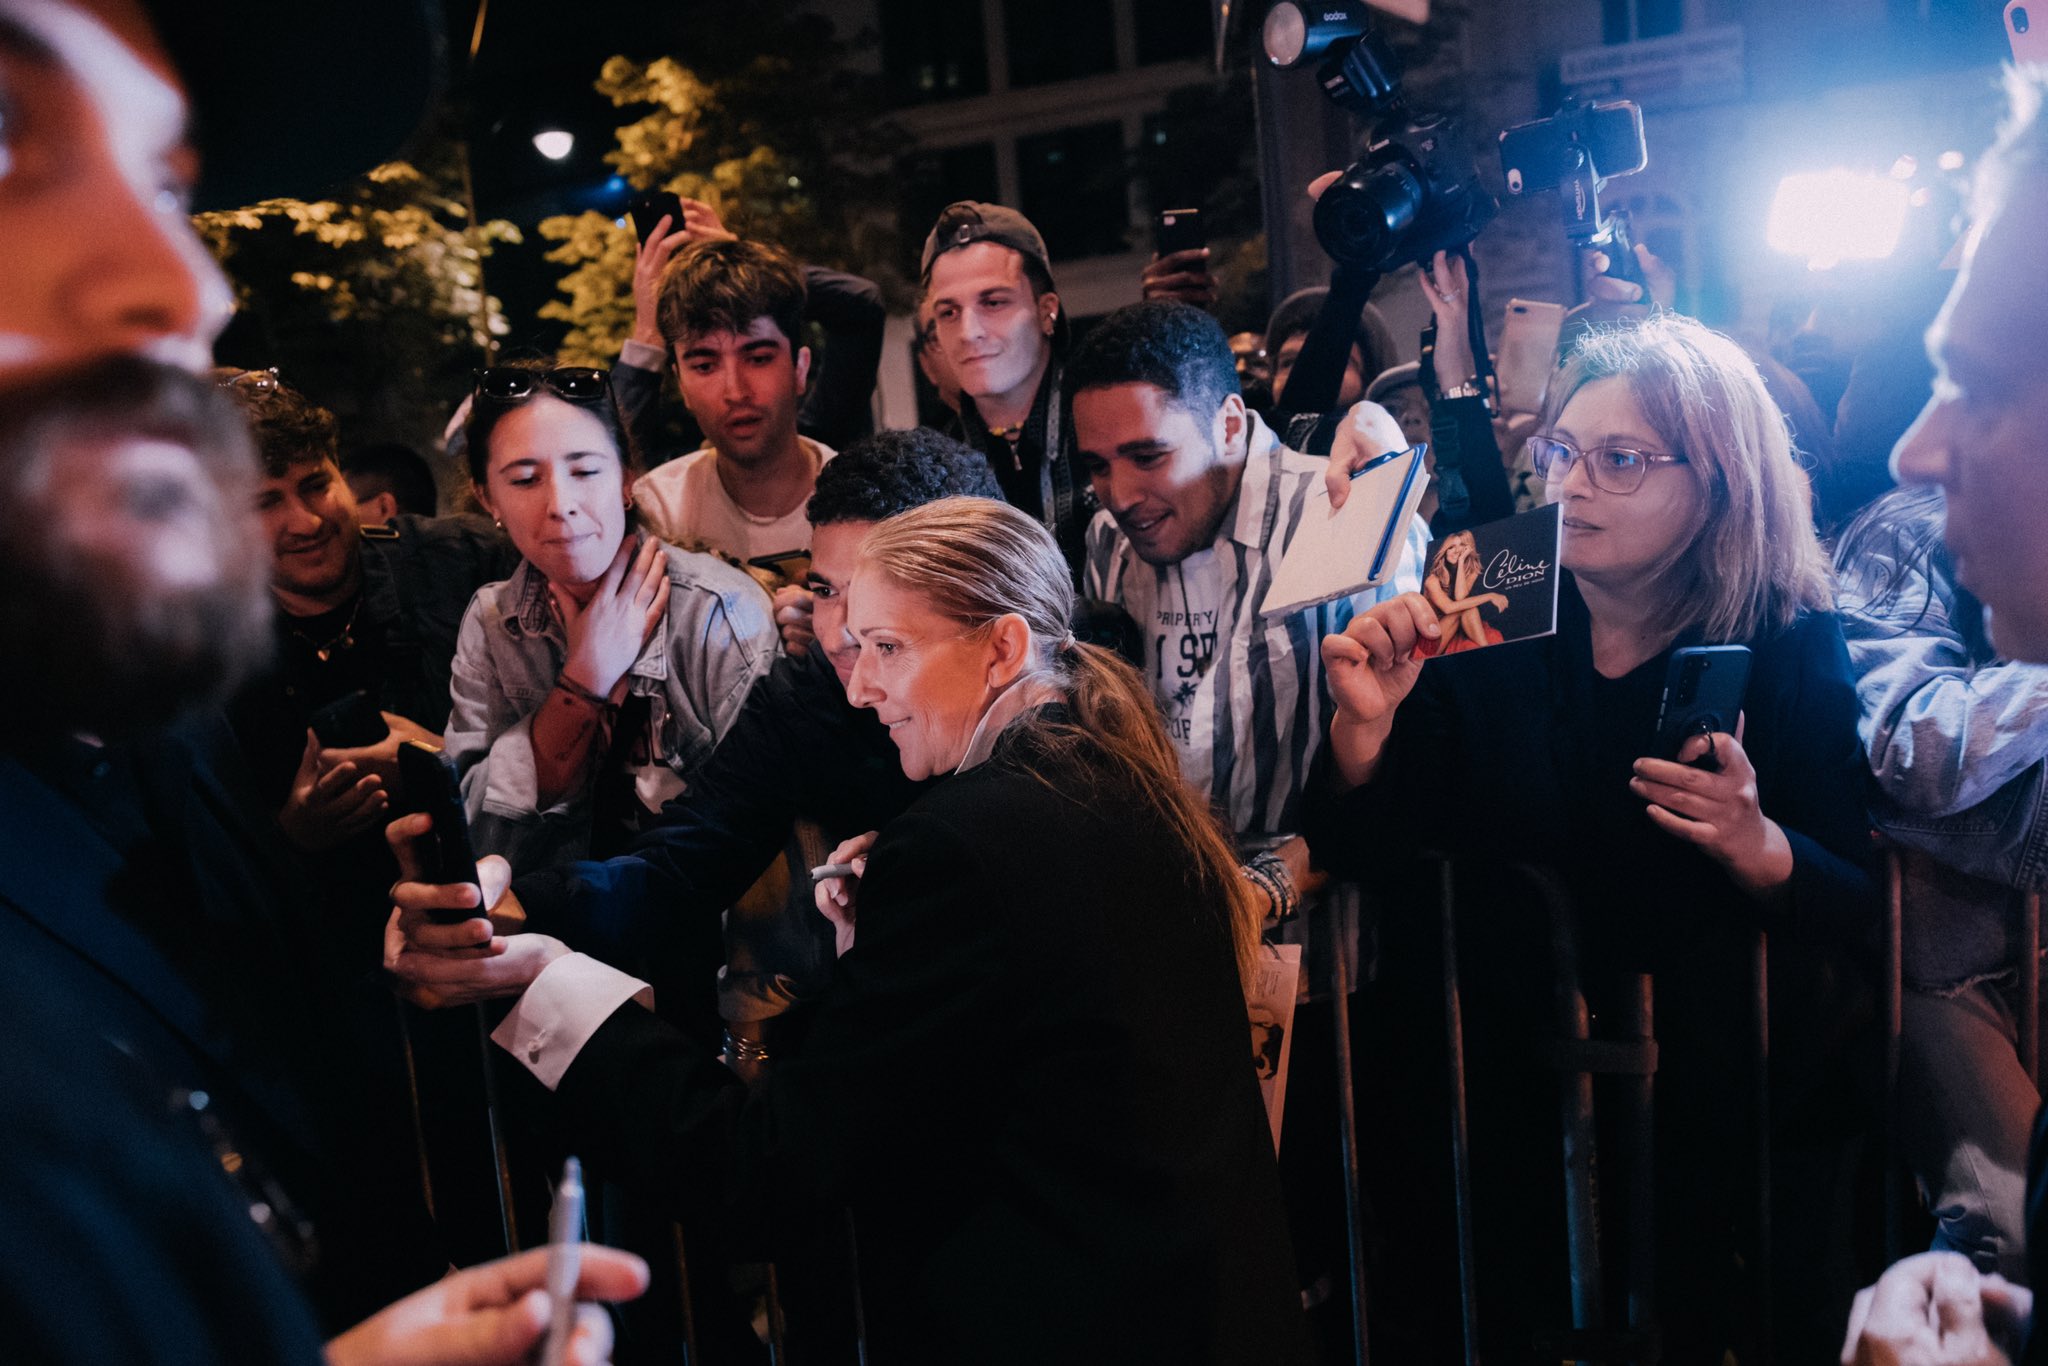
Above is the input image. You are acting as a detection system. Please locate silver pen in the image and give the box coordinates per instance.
[537,1156,584,1366]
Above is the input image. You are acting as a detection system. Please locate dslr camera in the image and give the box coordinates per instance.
[1263,0,1495,272]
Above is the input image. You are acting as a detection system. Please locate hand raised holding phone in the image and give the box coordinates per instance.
[382,806,569,1010]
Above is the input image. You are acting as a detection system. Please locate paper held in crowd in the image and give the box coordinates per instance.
[1411,503,1564,661]
[1259,444,1431,620]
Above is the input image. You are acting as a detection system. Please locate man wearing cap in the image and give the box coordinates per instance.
[920,200,1092,582]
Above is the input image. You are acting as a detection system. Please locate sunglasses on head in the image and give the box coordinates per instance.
[215,366,281,394]
[472,367,611,402]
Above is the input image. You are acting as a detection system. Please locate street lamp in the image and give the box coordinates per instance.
[533,129,575,162]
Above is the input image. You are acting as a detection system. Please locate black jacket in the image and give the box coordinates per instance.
[0,936,327,1364]
[0,721,445,1332]
[229,513,514,804]
[547,718,1310,1365]
[957,360,1092,586]
[513,645,927,1016]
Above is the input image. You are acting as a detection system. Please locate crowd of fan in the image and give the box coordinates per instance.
[10,2,2048,1364]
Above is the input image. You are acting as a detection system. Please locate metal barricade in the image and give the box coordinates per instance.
[1435,856,1778,1366]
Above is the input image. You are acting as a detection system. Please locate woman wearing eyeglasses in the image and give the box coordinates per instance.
[1307,315,1875,1361]
[445,362,777,870]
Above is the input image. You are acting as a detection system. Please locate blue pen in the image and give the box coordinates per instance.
[1358,444,1428,581]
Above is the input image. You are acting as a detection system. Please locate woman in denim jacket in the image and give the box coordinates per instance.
[1837,484,2048,1279]
[446,364,776,871]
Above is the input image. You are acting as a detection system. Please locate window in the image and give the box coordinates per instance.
[1601,0,1682,43]
[1004,0,1116,87]
[1133,0,1210,66]
[900,143,1003,246]
[879,0,989,103]
[1017,122,1131,260]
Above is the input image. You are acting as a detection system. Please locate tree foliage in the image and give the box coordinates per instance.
[194,143,520,451]
[540,5,904,366]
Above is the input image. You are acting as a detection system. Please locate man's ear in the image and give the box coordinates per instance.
[1212,392,1249,459]
[359,491,400,527]
[985,612,1034,689]
[794,344,812,397]
[1039,292,1061,337]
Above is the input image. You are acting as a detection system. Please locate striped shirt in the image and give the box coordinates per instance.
[1083,412,1430,838]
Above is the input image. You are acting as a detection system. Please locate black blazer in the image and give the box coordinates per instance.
[556,720,1311,1364]
[0,723,444,1332]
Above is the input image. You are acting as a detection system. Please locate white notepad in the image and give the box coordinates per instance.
[1259,444,1429,620]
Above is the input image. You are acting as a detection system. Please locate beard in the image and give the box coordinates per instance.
[0,358,276,745]
[0,535,274,742]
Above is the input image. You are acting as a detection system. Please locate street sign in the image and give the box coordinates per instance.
[1560,24,1746,109]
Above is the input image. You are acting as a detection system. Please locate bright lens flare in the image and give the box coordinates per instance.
[1766,170,1911,269]
[533,129,575,161]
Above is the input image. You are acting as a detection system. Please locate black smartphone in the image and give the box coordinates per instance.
[395,740,483,922]
[1498,101,1648,198]
[307,690,390,749]
[629,189,685,244]
[747,548,812,581]
[1652,645,1752,763]
[1153,206,1204,257]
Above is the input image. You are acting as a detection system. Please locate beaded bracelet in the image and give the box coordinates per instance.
[1244,850,1299,925]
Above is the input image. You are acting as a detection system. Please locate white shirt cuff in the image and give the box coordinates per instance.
[618,338,668,373]
[490,953,654,1091]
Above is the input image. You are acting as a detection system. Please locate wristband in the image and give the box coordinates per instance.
[554,673,618,712]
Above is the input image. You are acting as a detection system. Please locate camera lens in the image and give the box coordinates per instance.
[2016,5,2031,33]
[1314,160,1422,268]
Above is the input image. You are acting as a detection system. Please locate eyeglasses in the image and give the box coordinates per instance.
[1526,434,1687,495]
[472,367,611,402]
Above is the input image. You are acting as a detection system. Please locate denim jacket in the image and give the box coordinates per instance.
[1838,540,2048,991]
[446,544,777,873]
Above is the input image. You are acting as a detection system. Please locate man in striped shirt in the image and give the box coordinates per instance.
[1072,301,1428,879]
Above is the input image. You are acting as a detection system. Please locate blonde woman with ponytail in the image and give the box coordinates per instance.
[784,496,1305,1361]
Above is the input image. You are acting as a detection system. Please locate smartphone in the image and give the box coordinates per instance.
[1495,299,1566,417]
[747,548,812,582]
[2009,2,2048,61]
[629,189,685,244]
[395,741,483,922]
[1652,645,1752,763]
[1154,206,1205,257]
[306,690,390,749]
[1498,102,1648,198]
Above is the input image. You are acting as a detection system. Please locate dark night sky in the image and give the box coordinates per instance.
[440,0,735,348]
